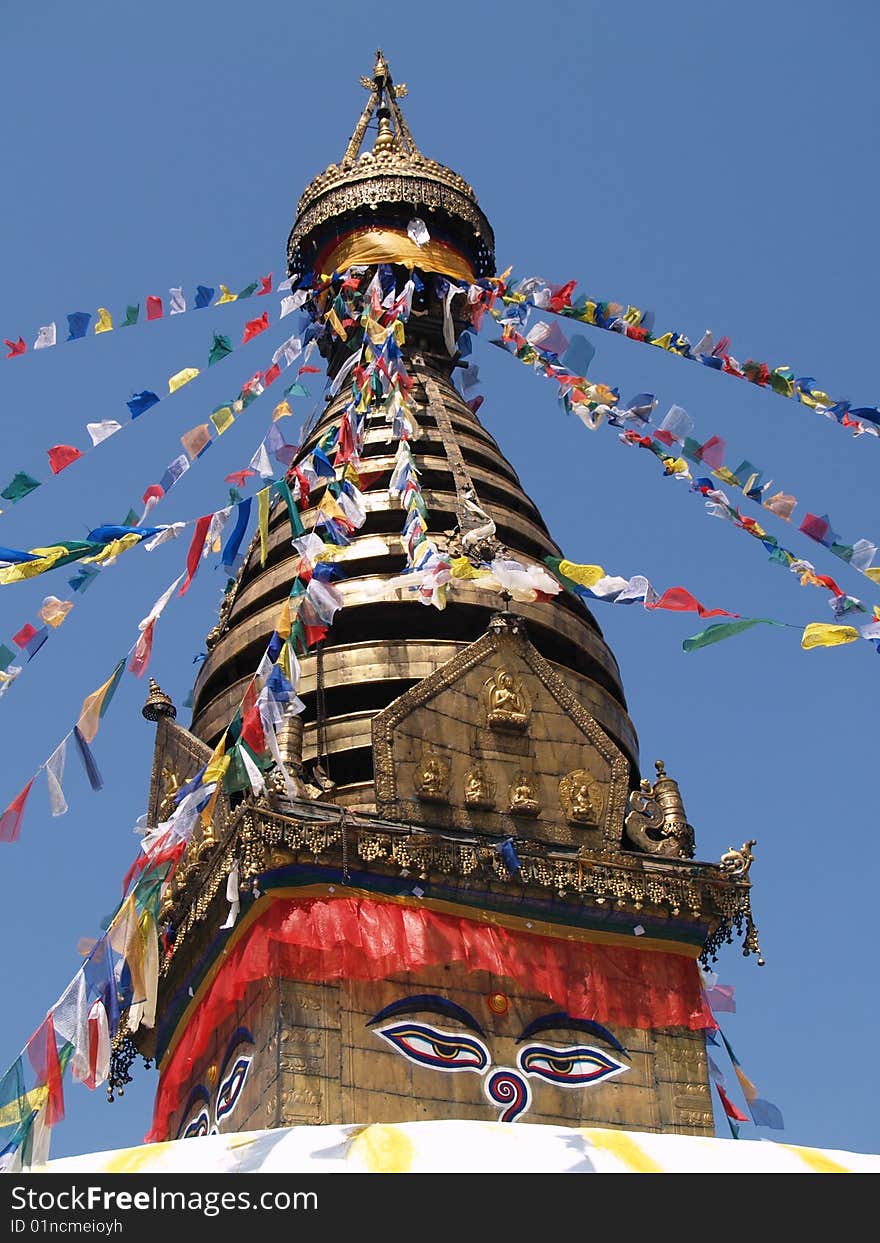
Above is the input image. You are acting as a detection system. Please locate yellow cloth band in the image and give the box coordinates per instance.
[322,229,474,283]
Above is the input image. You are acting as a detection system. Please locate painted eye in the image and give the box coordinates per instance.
[182,1109,210,1139]
[216,1056,252,1122]
[517,1043,628,1086]
[374,1022,489,1072]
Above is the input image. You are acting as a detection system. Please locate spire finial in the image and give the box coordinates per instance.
[142,677,176,722]
[345,51,416,166]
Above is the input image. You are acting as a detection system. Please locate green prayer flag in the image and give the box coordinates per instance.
[830,541,855,563]
[229,487,243,505]
[237,281,259,299]
[1,473,40,503]
[208,332,233,366]
[285,382,309,398]
[121,304,139,327]
[0,643,16,671]
[120,508,139,527]
[682,618,778,652]
[273,479,305,538]
[681,437,702,463]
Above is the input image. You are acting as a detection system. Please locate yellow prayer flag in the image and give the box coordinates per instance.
[864,568,880,585]
[558,560,606,589]
[0,1085,49,1128]
[168,367,199,394]
[623,306,642,326]
[650,332,675,351]
[327,307,347,341]
[276,596,292,639]
[393,319,406,346]
[344,464,361,487]
[450,556,487,580]
[217,284,237,304]
[712,467,741,487]
[200,783,222,831]
[801,622,860,650]
[0,546,69,584]
[272,400,292,422]
[210,405,235,436]
[204,732,230,786]
[39,596,74,628]
[797,387,833,409]
[83,532,141,566]
[258,487,270,567]
[77,661,124,743]
[318,494,347,524]
[95,307,113,334]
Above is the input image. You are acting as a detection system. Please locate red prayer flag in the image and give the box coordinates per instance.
[146,296,163,321]
[128,618,156,678]
[0,777,36,844]
[263,363,281,386]
[47,444,84,475]
[27,1013,64,1126]
[13,623,38,649]
[298,365,320,376]
[549,280,577,312]
[304,623,328,647]
[715,1083,749,1123]
[696,435,726,469]
[224,469,254,488]
[799,513,830,543]
[4,336,26,358]
[178,514,212,595]
[257,274,273,296]
[242,312,269,344]
[241,704,266,755]
[142,483,165,505]
[646,587,738,620]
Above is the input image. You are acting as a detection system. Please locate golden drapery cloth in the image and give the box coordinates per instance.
[320,227,475,283]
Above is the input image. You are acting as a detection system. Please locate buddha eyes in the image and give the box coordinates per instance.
[516,1044,627,1086]
[182,1109,211,1139]
[374,1022,490,1072]
[216,1056,252,1122]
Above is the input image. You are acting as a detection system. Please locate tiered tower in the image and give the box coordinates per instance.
[137,54,760,1144]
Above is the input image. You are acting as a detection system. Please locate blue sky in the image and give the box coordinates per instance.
[1,1,878,1159]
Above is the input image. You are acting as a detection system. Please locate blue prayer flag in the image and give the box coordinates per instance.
[194,285,215,309]
[126,391,160,419]
[66,312,91,340]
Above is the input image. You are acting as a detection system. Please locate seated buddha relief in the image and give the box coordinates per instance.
[483,667,531,732]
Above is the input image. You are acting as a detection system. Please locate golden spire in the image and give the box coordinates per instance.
[342,48,418,166]
[142,677,176,722]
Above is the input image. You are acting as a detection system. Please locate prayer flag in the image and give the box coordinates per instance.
[40,597,74,628]
[158,454,189,494]
[169,287,186,315]
[168,367,199,394]
[222,498,252,571]
[47,445,83,475]
[13,623,37,649]
[4,336,25,357]
[258,274,272,295]
[195,285,214,309]
[208,333,232,366]
[242,312,269,343]
[801,622,860,650]
[258,487,270,566]
[95,308,113,334]
[647,587,737,619]
[66,313,91,340]
[0,778,36,843]
[146,295,163,321]
[179,515,212,594]
[237,280,259,299]
[217,284,237,304]
[126,391,160,419]
[181,424,211,460]
[45,740,68,817]
[763,491,796,521]
[26,1015,64,1127]
[77,660,125,743]
[715,1083,748,1123]
[264,363,281,386]
[1,472,40,503]
[86,419,122,446]
[210,405,235,435]
[72,726,103,791]
[224,469,254,488]
[683,618,778,652]
[34,324,56,349]
[121,304,139,327]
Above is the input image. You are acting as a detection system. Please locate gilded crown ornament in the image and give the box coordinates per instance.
[142,677,176,722]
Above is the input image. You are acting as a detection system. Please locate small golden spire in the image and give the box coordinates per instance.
[142,677,176,722]
[373,106,398,154]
